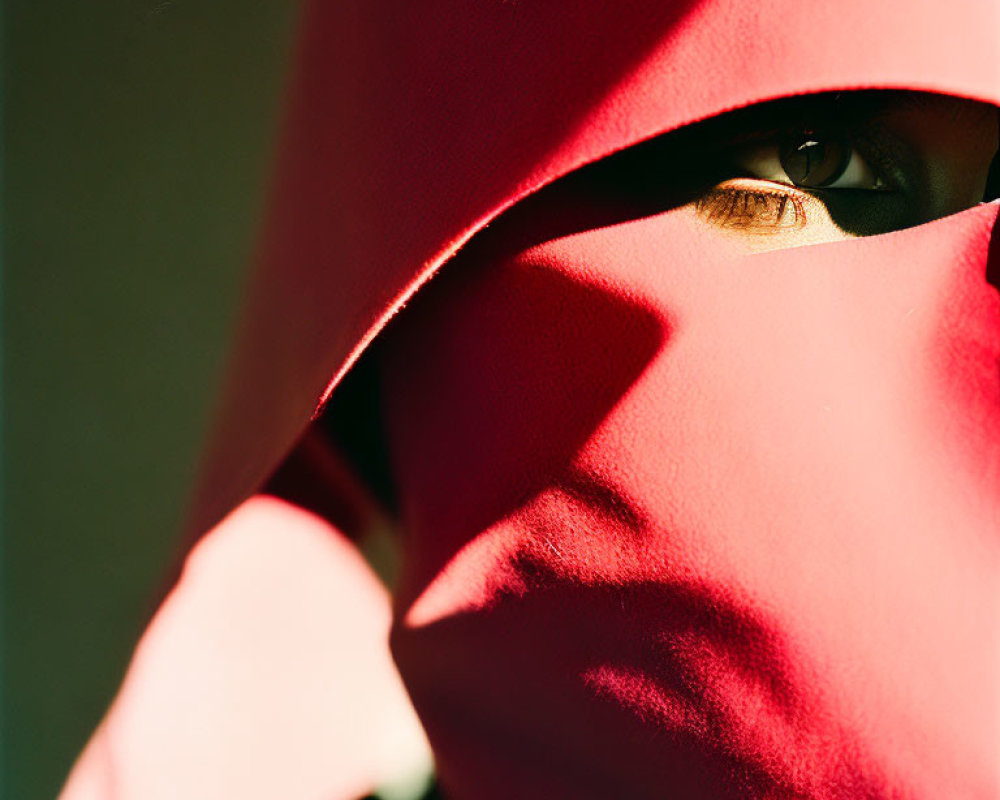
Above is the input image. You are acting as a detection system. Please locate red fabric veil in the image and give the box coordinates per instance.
[180,1,999,798]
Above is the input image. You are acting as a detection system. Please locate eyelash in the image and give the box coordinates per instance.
[695,185,807,230]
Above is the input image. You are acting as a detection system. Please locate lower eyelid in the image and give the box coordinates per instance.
[695,181,808,232]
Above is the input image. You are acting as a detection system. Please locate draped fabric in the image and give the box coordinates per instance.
[379,191,999,799]
[71,0,1000,797]
[188,0,1000,537]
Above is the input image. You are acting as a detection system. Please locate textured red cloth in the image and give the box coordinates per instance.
[380,191,999,799]
[189,0,1000,535]
[60,497,430,800]
[178,1,1000,797]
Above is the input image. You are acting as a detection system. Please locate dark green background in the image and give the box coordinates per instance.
[3,2,297,796]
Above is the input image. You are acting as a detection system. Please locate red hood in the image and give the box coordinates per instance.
[188,0,1000,536]
[175,2,1000,797]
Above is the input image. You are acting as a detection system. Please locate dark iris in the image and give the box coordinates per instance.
[778,133,851,188]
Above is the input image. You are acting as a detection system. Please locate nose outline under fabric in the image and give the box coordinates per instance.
[383,199,999,799]
[379,251,669,605]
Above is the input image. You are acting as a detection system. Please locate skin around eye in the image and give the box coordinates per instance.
[686,92,998,252]
[506,91,997,258]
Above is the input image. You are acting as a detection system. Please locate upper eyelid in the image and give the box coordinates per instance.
[704,105,887,156]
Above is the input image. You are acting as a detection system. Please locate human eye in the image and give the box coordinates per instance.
[734,132,888,192]
[693,125,897,235]
[529,91,995,251]
[688,92,996,245]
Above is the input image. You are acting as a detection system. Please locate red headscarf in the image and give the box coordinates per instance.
[191,0,999,535]
[181,1,999,797]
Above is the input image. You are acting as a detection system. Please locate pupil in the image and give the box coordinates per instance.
[779,134,849,187]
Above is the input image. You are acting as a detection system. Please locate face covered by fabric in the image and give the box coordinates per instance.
[187,0,999,537]
[174,1,1000,798]
[376,143,1000,797]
